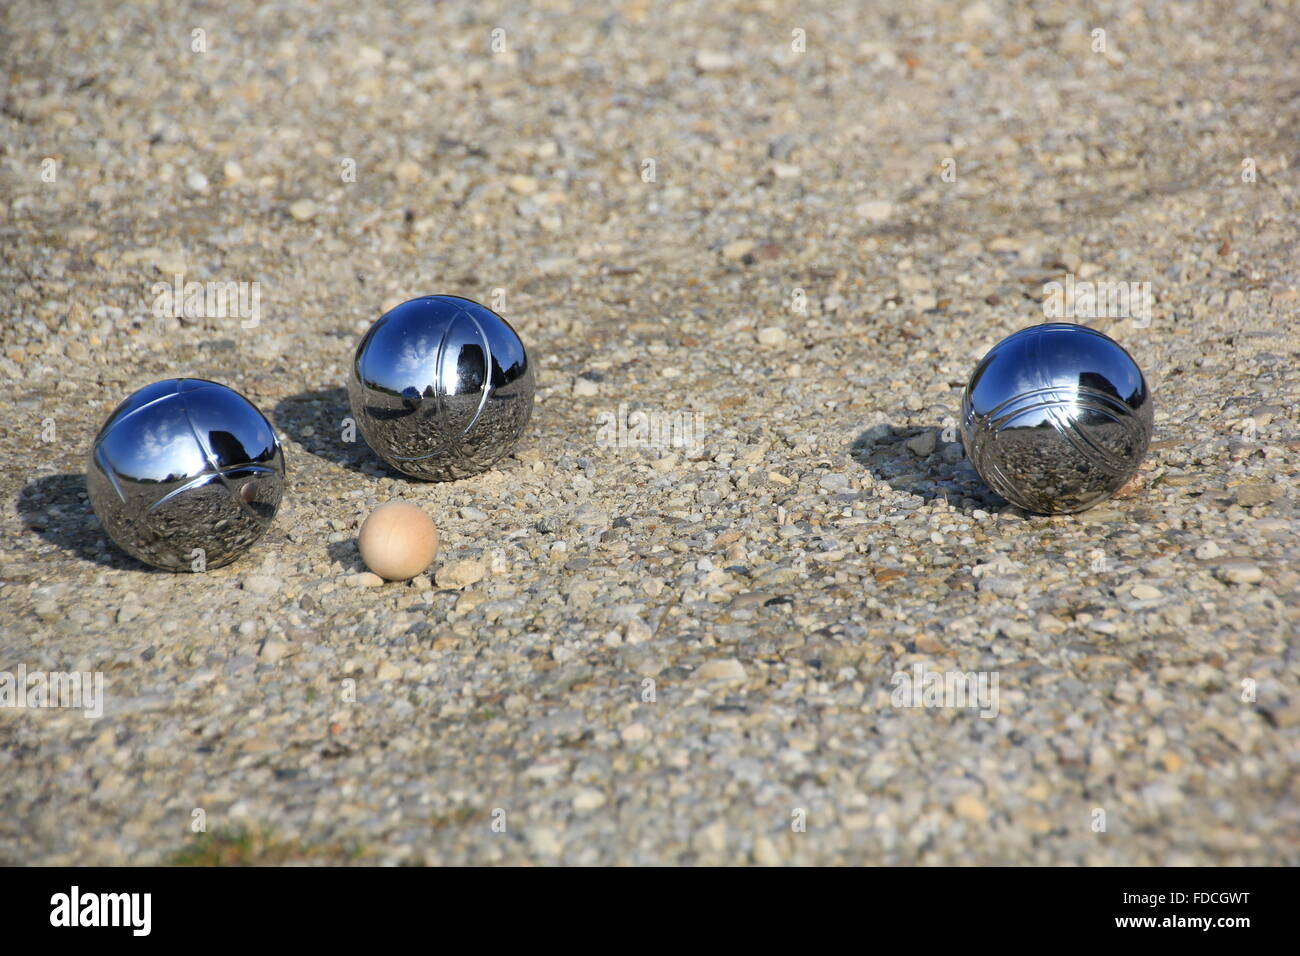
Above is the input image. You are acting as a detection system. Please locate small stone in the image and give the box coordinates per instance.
[1234,483,1278,507]
[961,1,996,27]
[376,661,401,681]
[508,174,538,195]
[152,249,187,275]
[756,326,787,346]
[856,200,894,222]
[1130,583,1162,600]
[621,722,649,743]
[1253,518,1288,533]
[723,239,756,261]
[695,658,746,682]
[185,170,210,194]
[915,633,946,654]
[1217,560,1263,585]
[394,159,421,185]
[692,820,728,854]
[986,236,1023,253]
[436,559,485,590]
[1194,540,1224,560]
[345,571,384,588]
[953,794,989,823]
[573,377,600,397]
[978,576,1020,598]
[528,827,563,856]
[695,51,733,71]
[572,789,606,812]
[241,574,282,595]
[818,472,851,492]
[258,637,290,663]
[289,199,318,221]
[1249,404,1284,427]
[752,835,781,866]
[905,431,938,457]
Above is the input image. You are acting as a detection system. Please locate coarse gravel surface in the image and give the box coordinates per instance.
[1,0,1298,865]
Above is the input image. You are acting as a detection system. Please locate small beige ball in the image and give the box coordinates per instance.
[357,502,439,581]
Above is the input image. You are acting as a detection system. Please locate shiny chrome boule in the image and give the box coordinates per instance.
[348,295,535,481]
[86,379,285,571]
[960,323,1154,514]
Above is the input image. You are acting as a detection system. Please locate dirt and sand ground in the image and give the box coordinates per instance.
[1,0,1297,864]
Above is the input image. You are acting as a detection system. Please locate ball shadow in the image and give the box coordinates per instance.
[15,473,163,571]
[326,537,362,572]
[848,425,1003,511]
[272,387,400,479]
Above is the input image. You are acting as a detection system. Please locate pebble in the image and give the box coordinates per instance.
[621,723,649,743]
[722,239,756,261]
[905,431,938,457]
[259,637,291,663]
[695,659,747,682]
[435,559,486,590]
[288,199,318,221]
[1234,484,1277,507]
[952,794,989,824]
[694,51,733,71]
[1194,540,1224,560]
[508,174,538,195]
[242,574,282,596]
[572,789,606,812]
[856,200,895,222]
[1217,561,1263,585]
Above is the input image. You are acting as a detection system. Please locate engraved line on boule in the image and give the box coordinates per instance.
[1038,400,1127,477]
[145,471,225,514]
[983,382,1143,429]
[176,383,277,525]
[395,299,494,465]
[453,302,494,440]
[94,443,129,505]
[986,399,1131,479]
[985,387,1145,475]
[102,385,188,434]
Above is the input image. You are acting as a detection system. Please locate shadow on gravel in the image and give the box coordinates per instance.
[326,537,361,571]
[273,387,400,479]
[849,425,1003,511]
[16,473,160,571]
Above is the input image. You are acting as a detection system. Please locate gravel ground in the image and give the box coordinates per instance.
[2,0,1298,865]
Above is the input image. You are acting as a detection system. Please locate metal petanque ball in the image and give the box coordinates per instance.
[348,294,535,481]
[86,379,285,571]
[959,323,1154,515]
